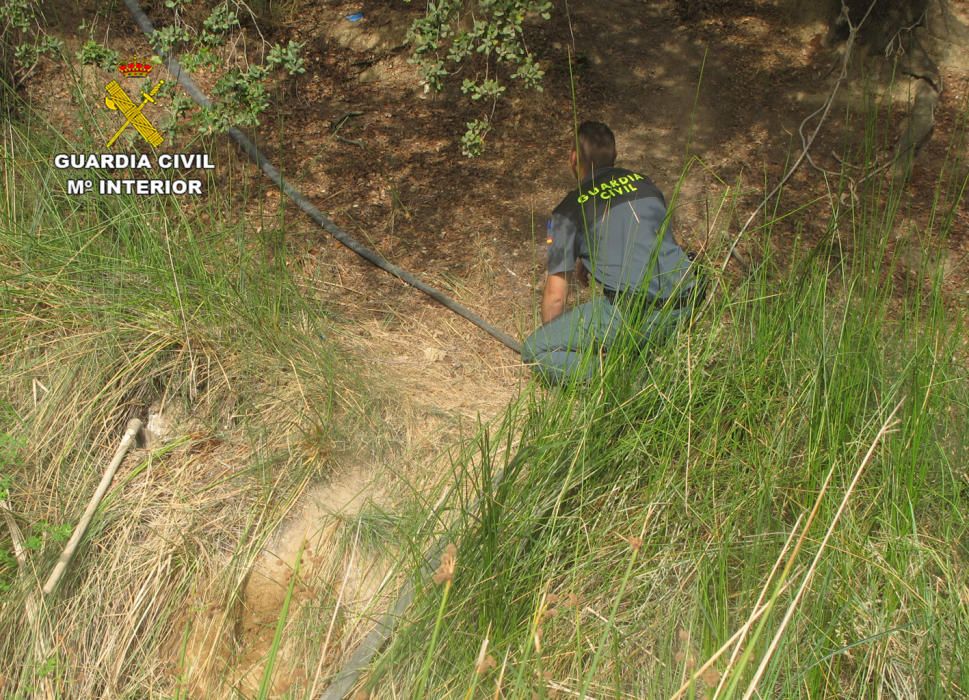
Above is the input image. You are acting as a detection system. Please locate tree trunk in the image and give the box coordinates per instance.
[818,0,967,171]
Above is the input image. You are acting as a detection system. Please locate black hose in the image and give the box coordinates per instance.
[122,0,523,355]
[121,5,526,696]
[317,456,514,700]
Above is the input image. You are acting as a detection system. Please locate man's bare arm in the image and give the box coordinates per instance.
[541,272,570,324]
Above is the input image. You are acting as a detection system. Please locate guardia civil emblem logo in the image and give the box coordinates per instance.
[103,60,165,148]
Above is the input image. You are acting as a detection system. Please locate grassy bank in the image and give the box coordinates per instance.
[366,129,969,696]
[0,115,399,697]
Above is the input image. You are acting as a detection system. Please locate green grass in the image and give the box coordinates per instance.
[358,116,969,697]
[0,111,391,697]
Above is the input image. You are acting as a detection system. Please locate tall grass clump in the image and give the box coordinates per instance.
[362,114,969,697]
[0,109,388,696]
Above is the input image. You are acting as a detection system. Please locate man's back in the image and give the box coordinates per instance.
[548,166,695,300]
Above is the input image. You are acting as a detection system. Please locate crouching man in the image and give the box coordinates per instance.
[522,121,702,385]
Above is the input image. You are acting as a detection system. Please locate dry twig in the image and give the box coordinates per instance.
[720,0,880,273]
[42,418,142,596]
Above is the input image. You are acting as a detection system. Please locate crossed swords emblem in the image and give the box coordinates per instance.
[104,79,165,148]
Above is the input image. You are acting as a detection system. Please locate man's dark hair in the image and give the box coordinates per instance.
[575,121,616,172]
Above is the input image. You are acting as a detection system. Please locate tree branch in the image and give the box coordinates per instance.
[719,0,880,274]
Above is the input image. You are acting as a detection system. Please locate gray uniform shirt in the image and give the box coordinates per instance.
[546,166,694,300]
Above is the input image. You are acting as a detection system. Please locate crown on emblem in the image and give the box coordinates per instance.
[118,61,153,78]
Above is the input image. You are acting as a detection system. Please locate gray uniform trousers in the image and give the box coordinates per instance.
[522,295,691,385]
